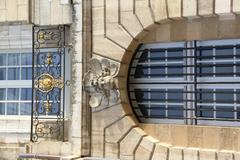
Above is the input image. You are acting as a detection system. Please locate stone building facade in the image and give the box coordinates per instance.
[1,0,240,160]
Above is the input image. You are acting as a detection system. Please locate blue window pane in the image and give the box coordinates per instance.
[151,89,165,100]
[7,88,19,100]
[8,54,19,65]
[168,89,183,103]
[168,105,184,118]
[8,68,20,80]
[215,48,233,59]
[7,103,18,115]
[0,88,6,100]
[0,68,6,80]
[0,103,5,115]
[20,103,31,115]
[216,89,234,103]
[216,106,234,119]
[150,105,166,117]
[197,106,214,118]
[21,53,32,65]
[197,49,213,60]
[21,88,32,100]
[0,54,6,66]
[21,67,32,80]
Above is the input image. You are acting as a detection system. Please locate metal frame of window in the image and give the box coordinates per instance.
[128,39,240,126]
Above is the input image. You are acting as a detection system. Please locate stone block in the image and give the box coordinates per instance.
[50,0,62,25]
[106,23,133,49]
[38,0,51,25]
[198,0,214,16]
[187,126,203,148]
[92,0,104,8]
[106,0,118,23]
[219,128,238,151]
[93,35,125,61]
[105,142,118,159]
[135,0,154,28]
[6,0,17,21]
[62,3,72,24]
[152,143,170,160]
[135,136,158,160]
[218,150,234,160]
[140,124,171,144]
[183,0,198,18]
[105,116,136,143]
[186,19,202,40]
[233,0,240,14]
[170,20,187,41]
[150,0,168,22]
[199,149,216,160]
[170,125,187,147]
[201,17,218,40]
[215,0,233,16]
[0,9,6,22]
[184,148,199,160]
[169,147,183,160]
[167,0,182,19]
[120,11,143,38]
[0,0,6,9]
[92,7,104,36]
[120,127,146,158]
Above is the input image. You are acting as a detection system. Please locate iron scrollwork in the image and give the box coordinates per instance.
[31,25,67,142]
[83,58,120,108]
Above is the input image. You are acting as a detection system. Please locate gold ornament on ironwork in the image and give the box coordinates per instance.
[35,74,64,93]
[44,99,52,114]
[45,52,53,65]
[38,31,55,42]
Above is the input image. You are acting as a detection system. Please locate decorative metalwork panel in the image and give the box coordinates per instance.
[31,25,67,142]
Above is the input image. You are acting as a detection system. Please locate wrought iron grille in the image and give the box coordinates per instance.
[31,25,67,142]
[128,39,240,126]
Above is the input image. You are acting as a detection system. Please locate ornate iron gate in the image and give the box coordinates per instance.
[31,25,67,142]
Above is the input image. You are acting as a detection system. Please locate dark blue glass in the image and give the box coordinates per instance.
[8,54,19,66]
[8,68,20,80]
[7,88,19,100]
[20,103,31,115]
[0,103,5,115]
[21,53,32,65]
[21,67,32,80]
[7,103,18,115]
[0,68,6,80]
[21,88,32,100]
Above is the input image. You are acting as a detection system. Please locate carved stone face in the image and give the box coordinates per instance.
[98,75,114,90]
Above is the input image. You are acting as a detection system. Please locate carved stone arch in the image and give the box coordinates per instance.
[91,0,240,159]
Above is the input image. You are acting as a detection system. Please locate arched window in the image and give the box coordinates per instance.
[128,39,240,126]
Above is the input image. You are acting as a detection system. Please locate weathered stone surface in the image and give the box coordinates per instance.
[167,0,182,19]
[150,0,168,22]
[233,0,240,14]
[184,148,198,160]
[152,143,170,160]
[199,149,216,160]
[218,150,234,160]
[135,136,158,160]
[135,0,154,28]
[198,0,214,16]
[169,147,183,160]
[120,127,146,159]
[215,0,233,16]
[183,0,198,18]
